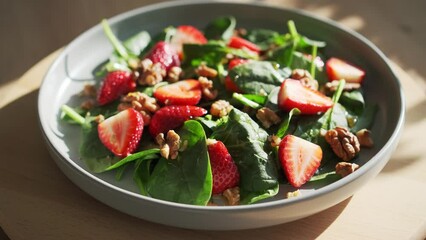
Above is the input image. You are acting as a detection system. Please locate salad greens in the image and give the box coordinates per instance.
[60,16,377,206]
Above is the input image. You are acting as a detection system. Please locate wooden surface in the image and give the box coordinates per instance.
[1,1,426,239]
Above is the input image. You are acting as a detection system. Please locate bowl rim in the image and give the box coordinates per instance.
[38,0,405,212]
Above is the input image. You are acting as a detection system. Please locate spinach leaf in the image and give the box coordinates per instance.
[276,108,301,138]
[123,31,151,56]
[79,121,118,173]
[182,42,228,68]
[229,60,284,94]
[204,16,236,41]
[134,158,155,196]
[339,90,365,115]
[244,29,283,51]
[104,148,160,171]
[211,108,279,204]
[352,104,378,132]
[146,120,212,205]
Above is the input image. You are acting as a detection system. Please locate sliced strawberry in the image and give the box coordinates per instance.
[278,79,333,114]
[278,135,322,188]
[153,79,202,106]
[326,57,365,83]
[170,25,208,59]
[144,41,180,72]
[98,108,144,157]
[228,36,261,54]
[149,105,207,137]
[97,71,136,105]
[224,58,249,93]
[207,139,240,194]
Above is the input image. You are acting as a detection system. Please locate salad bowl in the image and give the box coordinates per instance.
[38,0,404,230]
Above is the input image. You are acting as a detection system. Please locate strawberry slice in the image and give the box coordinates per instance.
[98,108,144,157]
[170,25,208,59]
[144,41,180,72]
[228,36,261,54]
[97,71,136,105]
[278,79,333,114]
[153,79,202,106]
[224,58,249,93]
[207,139,240,194]
[149,105,207,137]
[326,57,365,83]
[278,135,322,188]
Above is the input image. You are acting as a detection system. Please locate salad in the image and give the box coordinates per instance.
[61,16,376,206]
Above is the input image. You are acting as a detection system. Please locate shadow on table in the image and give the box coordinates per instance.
[0,90,350,239]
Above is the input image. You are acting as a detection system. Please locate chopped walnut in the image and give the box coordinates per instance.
[195,63,218,78]
[167,66,182,83]
[207,202,218,206]
[198,76,218,100]
[94,114,105,124]
[256,107,281,128]
[155,130,181,160]
[324,80,361,93]
[118,92,160,126]
[286,190,301,199]
[291,69,319,90]
[210,100,233,117]
[137,59,166,86]
[80,84,97,97]
[268,135,282,148]
[223,187,240,206]
[80,99,95,110]
[335,162,359,177]
[325,127,361,161]
[356,129,374,148]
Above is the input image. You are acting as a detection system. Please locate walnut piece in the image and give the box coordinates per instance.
[167,66,182,83]
[268,135,282,148]
[286,190,301,199]
[325,127,360,161]
[137,59,166,86]
[291,69,319,90]
[198,76,218,100]
[335,162,359,177]
[256,107,281,128]
[356,129,374,148]
[324,80,361,93]
[223,187,240,206]
[195,63,218,78]
[118,92,160,126]
[210,100,233,117]
[80,84,97,97]
[80,99,95,110]
[155,130,181,160]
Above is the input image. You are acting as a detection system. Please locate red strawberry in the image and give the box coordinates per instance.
[153,79,202,106]
[98,108,144,157]
[97,71,136,105]
[224,58,249,93]
[144,41,180,72]
[149,105,207,137]
[326,57,365,83]
[228,36,261,54]
[207,139,239,194]
[278,135,322,188]
[278,79,333,114]
[170,25,208,59]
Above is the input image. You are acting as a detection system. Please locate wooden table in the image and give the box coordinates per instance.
[1,1,426,239]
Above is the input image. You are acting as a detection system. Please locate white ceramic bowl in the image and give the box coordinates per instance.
[38,0,405,230]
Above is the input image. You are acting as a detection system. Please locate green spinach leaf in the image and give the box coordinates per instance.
[339,90,365,115]
[146,120,212,205]
[211,108,279,204]
[204,16,236,41]
[229,60,284,94]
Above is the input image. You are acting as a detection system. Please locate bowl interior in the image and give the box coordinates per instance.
[38,1,403,208]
